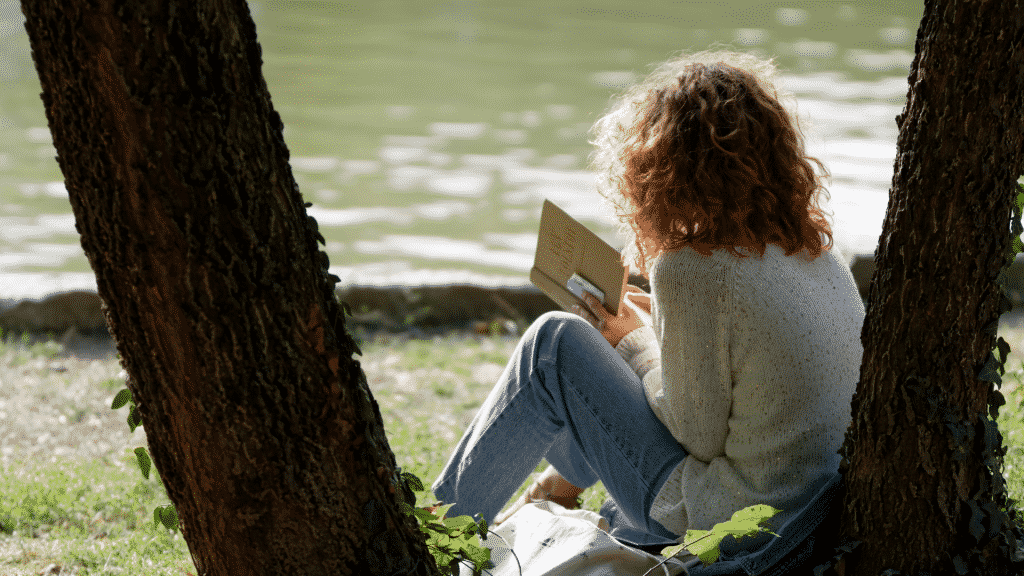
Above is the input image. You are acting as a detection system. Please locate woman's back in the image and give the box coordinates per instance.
[646,243,865,533]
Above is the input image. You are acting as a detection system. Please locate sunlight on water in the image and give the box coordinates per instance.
[0,0,938,299]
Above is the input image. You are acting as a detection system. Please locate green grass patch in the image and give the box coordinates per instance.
[999,360,1024,507]
[0,455,191,575]
[0,329,566,574]
[2,328,1024,573]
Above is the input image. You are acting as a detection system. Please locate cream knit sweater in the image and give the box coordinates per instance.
[614,243,865,536]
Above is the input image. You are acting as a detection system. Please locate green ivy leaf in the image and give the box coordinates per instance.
[725,504,783,537]
[153,504,178,530]
[432,550,455,572]
[659,504,782,567]
[979,353,1003,385]
[111,388,132,409]
[462,538,492,567]
[447,533,474,553]
[659,542,688,559]
[683,529,722,564]
[423,522,448,536]
[134,447,151,480]
[429,503,455,520]
[162,506,179,530]
[997,337,1011,366]
[402,471,425,492]
[433,533,452,549]
[413,507,439,524]
[402,476,492,575]
[127,405,143,433]
[990,389,1006,420]
[443,515,477,532]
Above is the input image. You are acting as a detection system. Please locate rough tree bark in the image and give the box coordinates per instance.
[21,1,438,574]
[837,0,1024,574]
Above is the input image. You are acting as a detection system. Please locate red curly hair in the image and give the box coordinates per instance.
[590,50,833,273]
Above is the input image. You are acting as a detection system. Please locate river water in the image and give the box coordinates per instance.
[0,0,925,300]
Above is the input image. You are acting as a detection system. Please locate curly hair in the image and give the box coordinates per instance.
[589,50,833,274]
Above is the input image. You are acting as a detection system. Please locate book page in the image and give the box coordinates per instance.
[545,218,579,280]
[531,200,627,315]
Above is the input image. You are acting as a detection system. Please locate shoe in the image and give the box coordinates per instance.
[493,468,583,526]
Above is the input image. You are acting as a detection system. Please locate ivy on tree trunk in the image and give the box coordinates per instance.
[20,1,438,574]
[837,0,1024,574]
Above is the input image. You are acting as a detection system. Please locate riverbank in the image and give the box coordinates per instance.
[0,251,903,339]
[6,252,1024,338]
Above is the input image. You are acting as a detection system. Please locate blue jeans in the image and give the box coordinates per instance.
[432,311,688,548]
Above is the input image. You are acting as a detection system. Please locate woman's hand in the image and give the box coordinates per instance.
[572,285,647,347]
[623,284,651,314]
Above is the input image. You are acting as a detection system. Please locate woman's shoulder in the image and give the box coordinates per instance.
[649,246,737,296]
[651,243,847,291]
[652,245,735,273]
[654,243,837,268]
[650,245,764,285]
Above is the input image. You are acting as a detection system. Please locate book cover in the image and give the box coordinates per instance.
[530,199,628,315]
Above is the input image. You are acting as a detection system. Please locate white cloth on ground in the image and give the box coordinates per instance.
[462,501,697,576]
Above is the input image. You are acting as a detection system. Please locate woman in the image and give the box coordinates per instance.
[431,50,865,553]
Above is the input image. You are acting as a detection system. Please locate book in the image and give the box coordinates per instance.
[530,200,628,316]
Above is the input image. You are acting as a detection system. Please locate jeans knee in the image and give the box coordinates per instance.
[538,310,592,328]
[536,310,576,326]
[530,311,591,340]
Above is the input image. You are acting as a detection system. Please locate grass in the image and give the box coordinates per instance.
[0,458,191,575]
[353,329,613,514]
[0,328,604,575]
[2,326,1024,574]
[0,331,193,575]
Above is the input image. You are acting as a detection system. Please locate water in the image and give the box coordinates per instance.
[0,0,924,300]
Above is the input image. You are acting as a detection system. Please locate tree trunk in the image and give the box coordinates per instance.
[20,1,438,574]
[837,0,1024,574]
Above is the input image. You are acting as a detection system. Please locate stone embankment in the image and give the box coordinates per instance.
[2,254,1023,337]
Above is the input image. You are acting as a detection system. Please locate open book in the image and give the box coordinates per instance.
[530,200,629,316]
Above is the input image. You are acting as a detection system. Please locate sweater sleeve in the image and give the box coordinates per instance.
[614,325,659,378]
[644,250,733,462]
